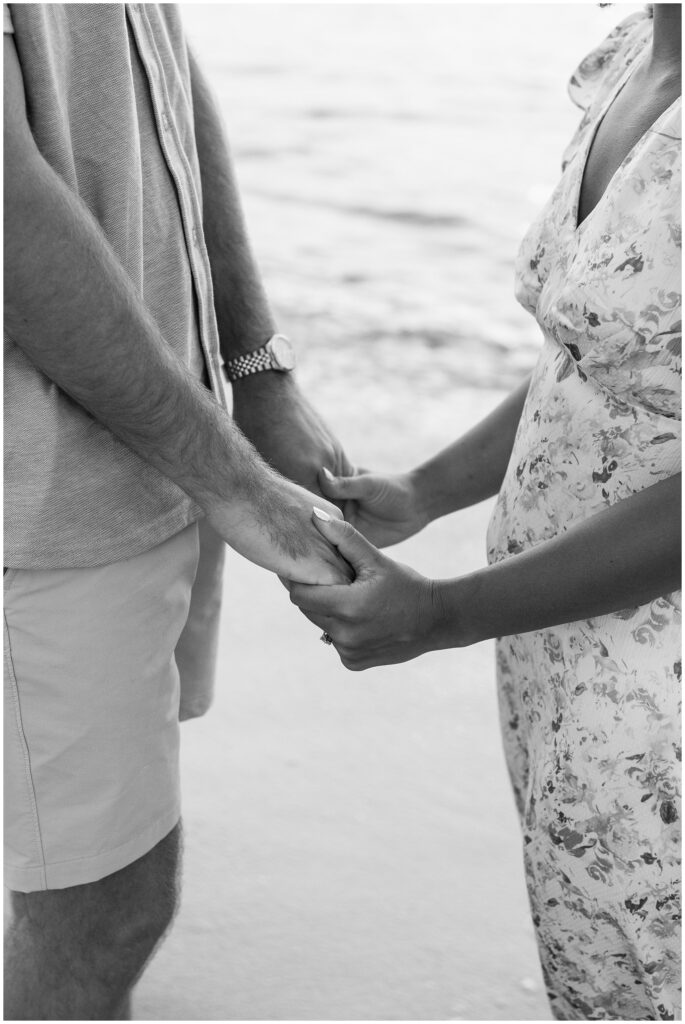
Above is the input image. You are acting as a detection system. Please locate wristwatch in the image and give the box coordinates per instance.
[222,333,296,382]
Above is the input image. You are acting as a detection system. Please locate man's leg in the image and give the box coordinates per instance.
[4,823,181,1020]
[4,527,202,1017]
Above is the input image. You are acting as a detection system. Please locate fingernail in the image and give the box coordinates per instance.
[313,506,331,522]
[322,467,335,481]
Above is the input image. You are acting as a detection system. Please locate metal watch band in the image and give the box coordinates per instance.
[222,347,273,382]
[223,333,294,382]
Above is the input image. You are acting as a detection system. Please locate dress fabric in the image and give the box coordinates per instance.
[486,13,681,1020]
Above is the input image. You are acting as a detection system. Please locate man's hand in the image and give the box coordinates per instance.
[4,37,349,593]
[207,466,353,585]
[232,372,354,507]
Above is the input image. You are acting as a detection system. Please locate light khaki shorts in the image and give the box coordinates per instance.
[4,520,225,893]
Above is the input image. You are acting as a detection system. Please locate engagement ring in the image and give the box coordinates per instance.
[320,632,333,645]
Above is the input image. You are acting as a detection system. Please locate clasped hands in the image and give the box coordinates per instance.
[232,373,437,669]
[284,467,440,671]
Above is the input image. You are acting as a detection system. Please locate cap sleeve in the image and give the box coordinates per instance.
[568,9,651,112]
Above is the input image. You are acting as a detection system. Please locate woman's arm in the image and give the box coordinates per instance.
[319,375,531,547]
[289,473,681,670]
[411,374,531,519]
[434,472,681,648]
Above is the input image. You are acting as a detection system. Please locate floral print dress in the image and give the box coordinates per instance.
[486,12,681,1020]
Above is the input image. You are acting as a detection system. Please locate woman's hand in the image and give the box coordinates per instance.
[287,508,440,670]
[315,378,536,547]
[318,467,429,548]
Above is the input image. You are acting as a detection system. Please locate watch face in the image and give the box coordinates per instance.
[268,334,296,371]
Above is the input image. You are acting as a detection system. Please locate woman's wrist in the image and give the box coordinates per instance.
[427,572,489,651]
[408,461,458,525]
[407,379,532,527]
[409,448,493,524]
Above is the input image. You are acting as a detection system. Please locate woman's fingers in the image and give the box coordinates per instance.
[298,607,337,632]
[319,466,375,502]
[295,605,357,658]
[310,508,382,579]
[289,579,351,617]
[294,595,384,671]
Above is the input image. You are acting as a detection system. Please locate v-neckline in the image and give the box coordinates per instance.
[572,50,680,235]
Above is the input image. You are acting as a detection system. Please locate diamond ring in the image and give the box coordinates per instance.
[320,632,333,645]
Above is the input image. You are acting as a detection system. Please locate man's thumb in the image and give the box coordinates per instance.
[312,506,379,576]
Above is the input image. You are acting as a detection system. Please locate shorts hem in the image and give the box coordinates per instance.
[179,696,213,721]
[5,806,181,893]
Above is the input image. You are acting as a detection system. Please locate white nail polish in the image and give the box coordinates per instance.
[313,506,331,522]
[322,467,334,481]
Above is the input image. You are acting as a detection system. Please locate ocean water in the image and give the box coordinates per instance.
[182,3,642,391]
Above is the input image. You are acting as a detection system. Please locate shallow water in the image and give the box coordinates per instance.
[182,3,641,390]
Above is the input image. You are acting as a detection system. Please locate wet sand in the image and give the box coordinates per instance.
[136,379,551,1021]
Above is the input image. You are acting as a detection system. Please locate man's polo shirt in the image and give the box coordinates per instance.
[4,3,226,568]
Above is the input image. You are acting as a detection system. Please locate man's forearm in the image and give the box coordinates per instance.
[432,474,682,648]
[4,142,265,515]
[189,47,276,361]
[3,33,350,585]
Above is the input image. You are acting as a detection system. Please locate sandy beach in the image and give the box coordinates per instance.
[134,381,551,1021]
